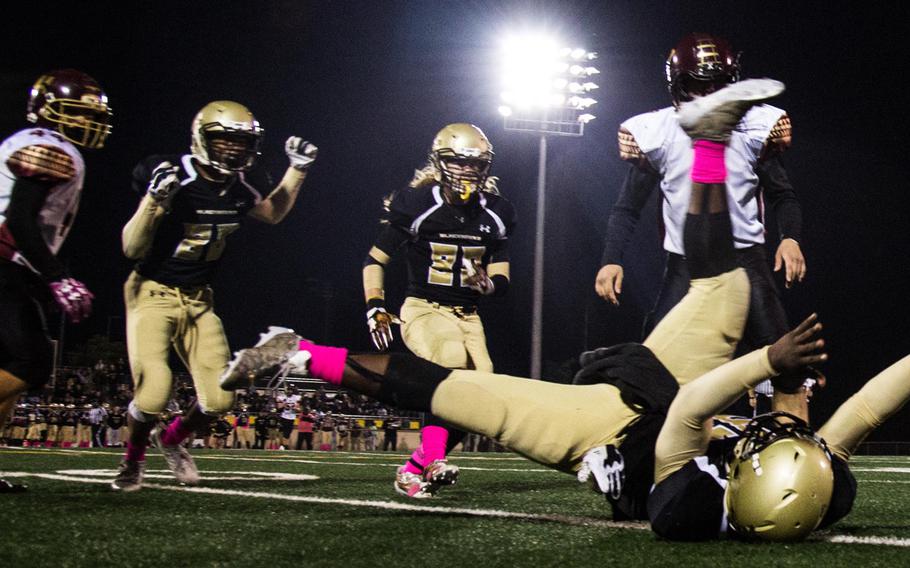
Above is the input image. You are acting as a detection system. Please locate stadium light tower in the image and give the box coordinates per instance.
[498,34,598,379]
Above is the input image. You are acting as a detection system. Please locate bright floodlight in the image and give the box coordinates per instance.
[499,33,599,136]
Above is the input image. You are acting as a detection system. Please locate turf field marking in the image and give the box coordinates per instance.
[7,470,910,547]
[55,468,319,481]
[189,454,558,473]
[824,535,910,547]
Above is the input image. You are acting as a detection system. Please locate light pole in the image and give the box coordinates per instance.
[498,36,598,378]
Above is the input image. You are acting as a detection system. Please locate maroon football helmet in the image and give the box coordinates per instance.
[26,69,112,149]
[665,33,741,105]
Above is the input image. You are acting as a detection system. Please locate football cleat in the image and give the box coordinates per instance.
[0,478,28,493]
[151,428,200,485]
[677,78,785,142]
[111,460,145,492]
[422,459,459,492]
[220,326,303,391]
[394,467,433,499]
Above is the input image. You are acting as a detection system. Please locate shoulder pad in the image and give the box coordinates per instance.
[618,128,651,170]
[765,114,792,153]
[6,144,76,181]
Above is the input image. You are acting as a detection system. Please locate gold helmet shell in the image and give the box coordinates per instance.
[190,100,263,173]
[725,414,834,542]
[429,123,493,203]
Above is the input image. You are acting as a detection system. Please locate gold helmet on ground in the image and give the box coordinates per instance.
[190,100,263,173]
[429,123,493,203]
[725,413,834,542]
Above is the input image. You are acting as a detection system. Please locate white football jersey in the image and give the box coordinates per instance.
[621,104,785,255]
[0,127,86,264]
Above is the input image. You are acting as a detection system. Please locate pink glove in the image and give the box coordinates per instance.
[49,278,94,323]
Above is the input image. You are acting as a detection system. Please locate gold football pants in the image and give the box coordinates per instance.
[401,297,493,372]
[644,269,750,386]
[429,268,750,474]
[125,271,234,415]
[432,371,638,473]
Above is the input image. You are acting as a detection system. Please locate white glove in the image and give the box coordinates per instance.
[366,307,402,351]
[577,445,625,500]
[285,136,318,171]
[147,161,181,208]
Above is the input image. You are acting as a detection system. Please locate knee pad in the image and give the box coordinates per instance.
[379,354,452,411]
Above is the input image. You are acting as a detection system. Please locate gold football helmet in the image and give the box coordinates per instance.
[429,123,493,203]
[190,100,263,173]
[725,413,834,542]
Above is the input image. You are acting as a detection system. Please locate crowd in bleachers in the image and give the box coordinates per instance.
[0,360,498,452]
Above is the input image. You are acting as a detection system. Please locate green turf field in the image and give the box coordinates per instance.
[1,448,908,567]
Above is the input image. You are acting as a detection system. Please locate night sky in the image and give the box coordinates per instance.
[2,2,909,439]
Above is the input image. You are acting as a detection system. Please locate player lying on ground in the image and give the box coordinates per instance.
[649,317,910,542]
[220,79,815,519]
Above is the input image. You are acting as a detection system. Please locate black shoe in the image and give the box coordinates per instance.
[0,478,28,493]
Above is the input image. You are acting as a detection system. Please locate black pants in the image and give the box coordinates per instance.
[295,432,313,450]
[644,246,789,349]
[383,431,397,451]
[0,262,54,388]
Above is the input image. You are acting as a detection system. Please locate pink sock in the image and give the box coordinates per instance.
[419,425,449,465]
[161,417,193,446]
[298,340,348,385]
[125,441,147,463]
[690,140,726,183]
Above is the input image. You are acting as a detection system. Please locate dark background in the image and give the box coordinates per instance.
[2,1,909,439]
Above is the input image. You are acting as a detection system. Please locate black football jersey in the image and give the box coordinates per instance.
[131,154,265,287]
[377,185,515,307]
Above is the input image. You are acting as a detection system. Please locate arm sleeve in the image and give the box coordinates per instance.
[757,156,803,243]
[367,223,410,263]
[4,176,65,280]
[600,165,661,266]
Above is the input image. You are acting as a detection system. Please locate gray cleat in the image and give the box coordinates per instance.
[151,428,200,485]
[677,78,785,141]
[111,460,145,492]
[220,326,303,391]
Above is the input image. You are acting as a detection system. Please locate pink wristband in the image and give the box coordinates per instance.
[690,140,726,183]
[298,340,348,385]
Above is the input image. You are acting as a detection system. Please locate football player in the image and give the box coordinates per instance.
[648,319,910,541]
[110,100,318,491]
[361,123,516,497]
[0,69,111,492]
[222,80,805,519]
[594,33,810,417]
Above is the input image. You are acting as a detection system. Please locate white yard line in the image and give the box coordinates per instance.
[4,469,910,547]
